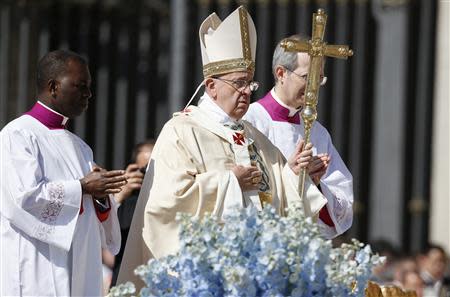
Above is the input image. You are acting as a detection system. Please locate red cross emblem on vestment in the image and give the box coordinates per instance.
[233,132,245,145]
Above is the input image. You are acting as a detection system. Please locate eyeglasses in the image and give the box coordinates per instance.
[284,67,327,86]
[213,77,259,92]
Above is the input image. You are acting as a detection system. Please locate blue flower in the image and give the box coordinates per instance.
[110,204,384,297]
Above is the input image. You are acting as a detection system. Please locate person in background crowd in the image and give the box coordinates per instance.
[110,140,155,286]
[392,255,424,296]
[402,270,425,297]
[369,239,400,284]
[418,243,449,297]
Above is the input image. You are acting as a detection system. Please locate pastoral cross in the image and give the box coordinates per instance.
[280,8,353,201]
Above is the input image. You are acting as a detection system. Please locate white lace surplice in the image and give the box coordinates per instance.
[0,115,120,296]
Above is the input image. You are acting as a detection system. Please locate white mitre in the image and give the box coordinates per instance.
[200,5,257,78]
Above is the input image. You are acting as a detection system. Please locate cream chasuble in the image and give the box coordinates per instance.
[117,93,326,287]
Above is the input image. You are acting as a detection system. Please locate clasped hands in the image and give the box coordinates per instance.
[288,140,330,185]
[79,165,128,198]
[231,164,262,192]
[231,139,329,191]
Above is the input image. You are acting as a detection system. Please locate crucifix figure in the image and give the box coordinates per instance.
[280,8,353,201]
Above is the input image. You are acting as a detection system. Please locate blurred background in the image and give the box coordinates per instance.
[0,0,448,261]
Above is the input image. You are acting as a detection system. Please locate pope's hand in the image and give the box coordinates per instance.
[80,167,127,197]
[231,165,262,192]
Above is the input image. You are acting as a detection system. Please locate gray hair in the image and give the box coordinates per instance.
[272,34,309,82]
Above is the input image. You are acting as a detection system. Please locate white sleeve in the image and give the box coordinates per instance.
[282,164,327,216]
[0,129,82,251]
[318,134,354,237]
[214,170,244,219]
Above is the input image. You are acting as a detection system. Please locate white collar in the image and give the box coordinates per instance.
[270,88,301,117]
[197,92,242,126]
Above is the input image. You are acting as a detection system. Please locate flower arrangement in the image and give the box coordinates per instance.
[110,205,384,297]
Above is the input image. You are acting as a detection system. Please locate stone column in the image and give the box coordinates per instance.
[168,0,187,113]
[113,24,130,169]
[94,19,111,166]
[369,0,409,247]
[347,0,371,240]
[0,5,10,126]
[430,0,450,254]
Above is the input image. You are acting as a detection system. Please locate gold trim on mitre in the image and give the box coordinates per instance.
[239,6,252,61]
[203,58,255,77]
[200,6,256,77]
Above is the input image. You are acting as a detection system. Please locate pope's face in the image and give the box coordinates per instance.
[212,71,253,120]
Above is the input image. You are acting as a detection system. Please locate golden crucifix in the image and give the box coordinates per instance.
[280,9,353,202]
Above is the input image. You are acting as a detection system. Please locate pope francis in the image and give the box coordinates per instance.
[117,6,347,287]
